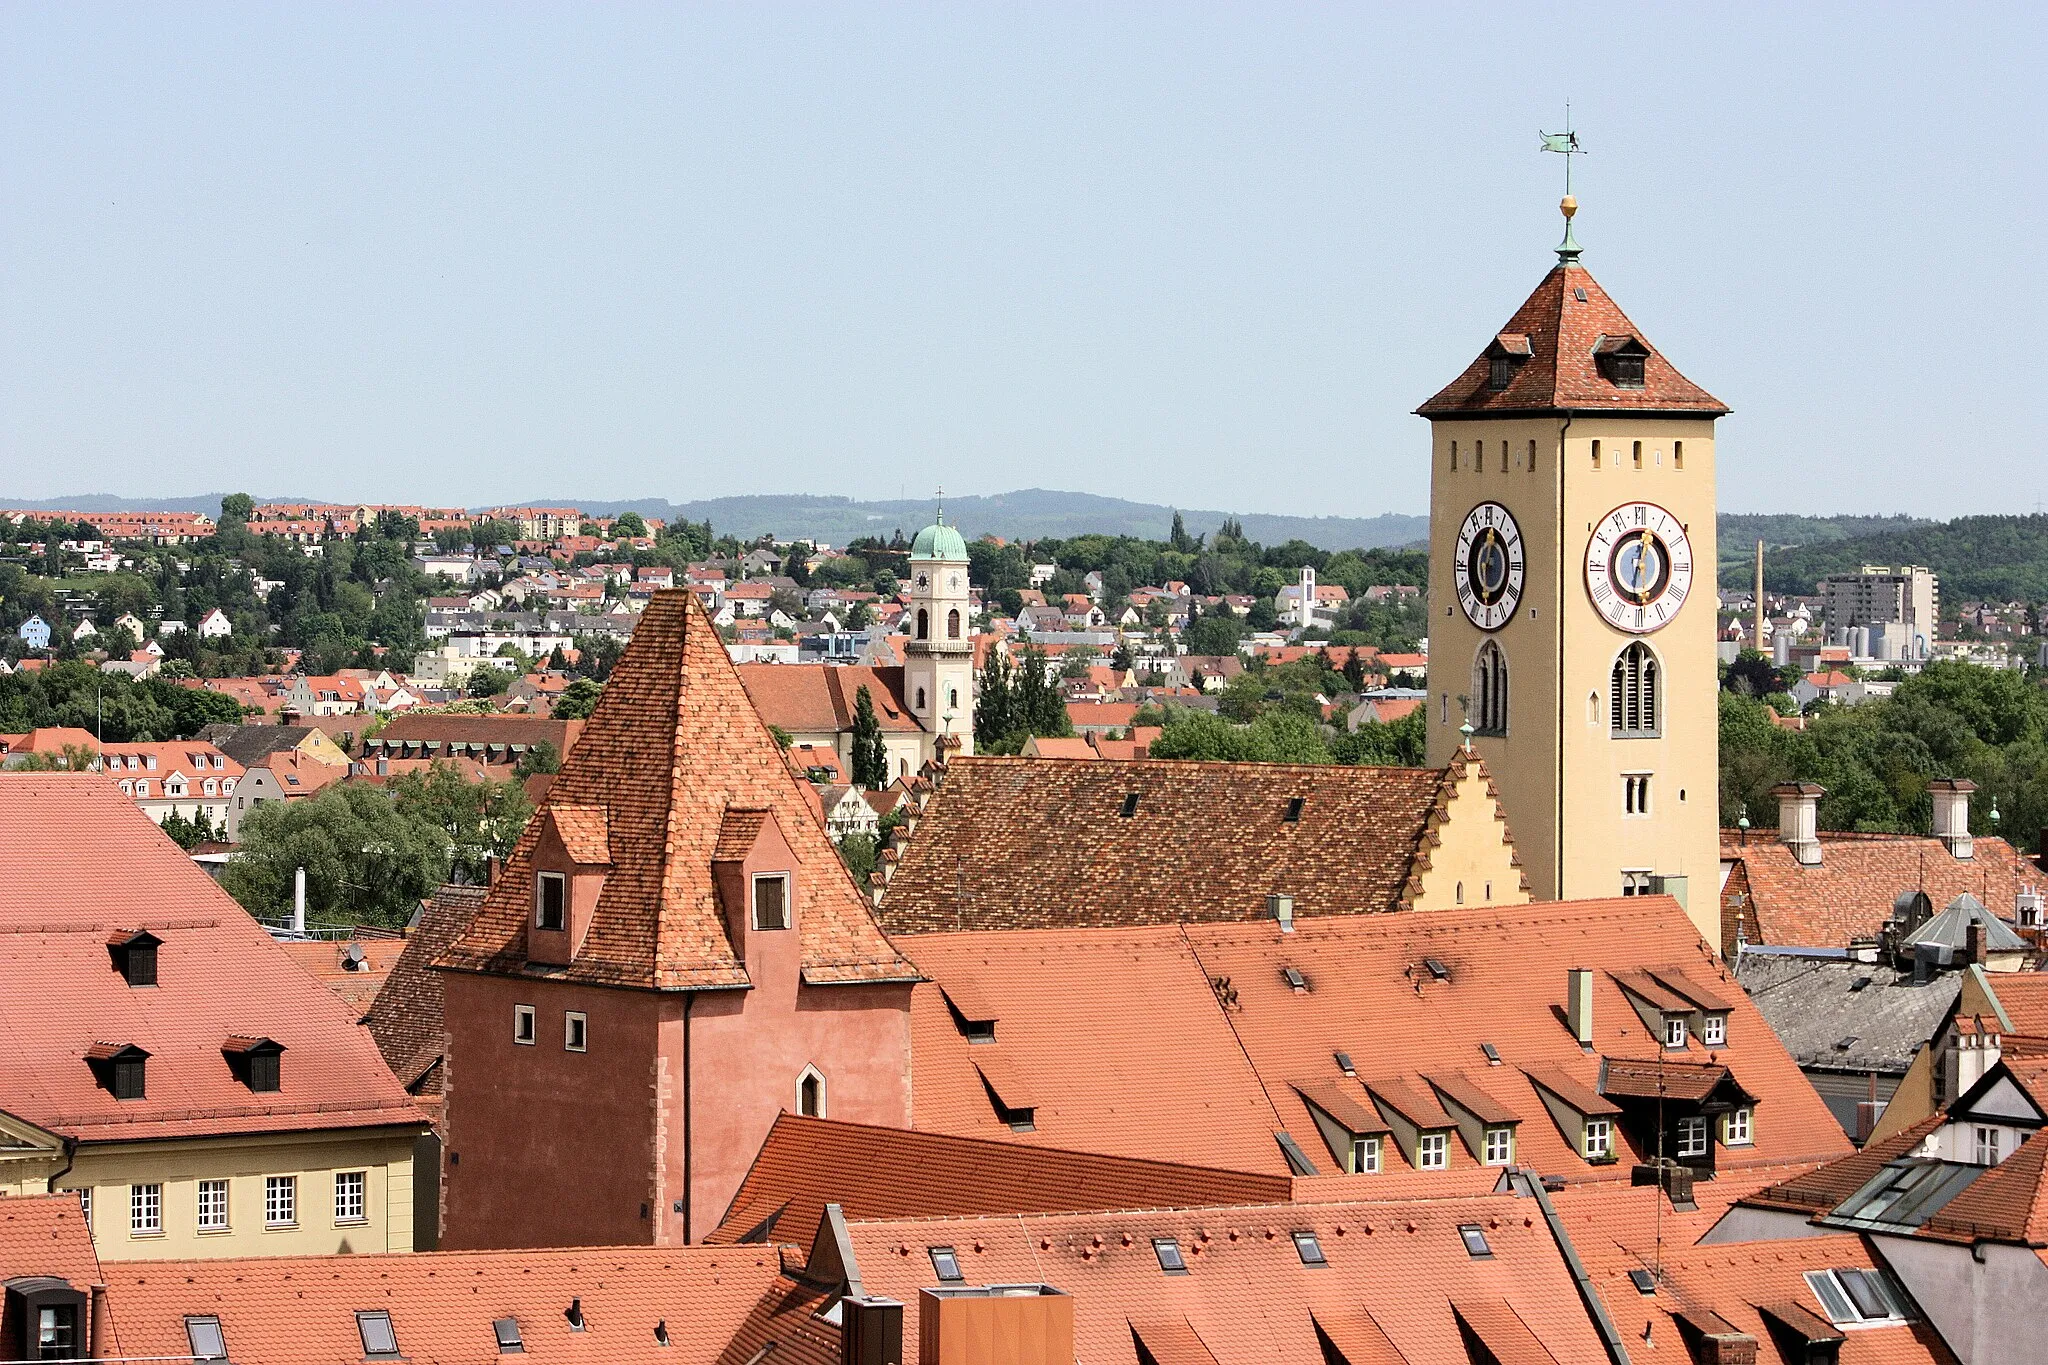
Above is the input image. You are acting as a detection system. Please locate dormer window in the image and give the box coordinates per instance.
[752,874,790,931]
[1664,1017,1689,1049]
[107,930,160,986]
[1486,333,1532,392]
[1701,1013,1727,1047]
[86,1043,149,1100]
[1593,334,1648,388]
[535,872,566,931]
[222,1036,285,1092]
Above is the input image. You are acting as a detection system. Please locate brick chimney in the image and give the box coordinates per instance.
[1772,782,1825,866]
[1966,918,1988,967]
[1698,1333,1758,1365]
[1930,778,1975,860]
[916,1286,1071,1365]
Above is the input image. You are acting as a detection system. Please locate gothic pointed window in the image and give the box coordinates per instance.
[1472,642,1508,736]
[1611,643,1659,737]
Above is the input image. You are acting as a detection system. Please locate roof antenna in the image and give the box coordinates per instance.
[1540,108,1584,264]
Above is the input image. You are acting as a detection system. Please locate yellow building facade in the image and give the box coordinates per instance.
[1420,216,1726,941]
[0,1115,419,1261]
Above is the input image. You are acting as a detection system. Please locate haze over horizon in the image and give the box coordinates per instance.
[4,5,2040,519]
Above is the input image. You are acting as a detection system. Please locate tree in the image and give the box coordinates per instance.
[974,648,1014,751]
[219,493,255,526]
[612,512,647,538]
[1182,612,1246,657]
[836,830,879,892]
[553,678,603,719]
[514,741,561,777]
[390,763,534,883]
[467,664,514,698]
[845,600,874,630]
[159,807,224,850]
[1148,709,1331,764]
[222,784,454,928]
[1332,707,1427,766]
[851,685,889,788]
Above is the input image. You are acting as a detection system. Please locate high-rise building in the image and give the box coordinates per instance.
[1419,197,1726,939]
[1820,565,1938,657]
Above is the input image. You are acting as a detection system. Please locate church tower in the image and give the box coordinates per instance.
[1418,194,1726,939]
[904,509,976,756]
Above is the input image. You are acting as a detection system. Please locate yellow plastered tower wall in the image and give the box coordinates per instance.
[1417,213,1726,941]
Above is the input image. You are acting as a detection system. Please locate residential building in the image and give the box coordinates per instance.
[359,714,585,773]
[196,608,233,639]
[99,740,243,829]
[0,777,428,1259]
[1420,206,1725,938]
[435,589,918,1249]
[1820,564,1938,648]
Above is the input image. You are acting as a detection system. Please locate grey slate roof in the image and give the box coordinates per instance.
[196,723,316,768]
[1734,954,1960,1076]
[1902,893,2027,959]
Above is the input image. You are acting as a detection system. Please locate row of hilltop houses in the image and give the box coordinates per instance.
[9,221,2048,1364]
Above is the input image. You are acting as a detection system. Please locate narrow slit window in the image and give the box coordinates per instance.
[1633,440,1643,469]
[1673,439,1684,470]
[1591,439,1602,469]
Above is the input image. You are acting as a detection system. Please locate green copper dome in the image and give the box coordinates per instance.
[910,518,968,561]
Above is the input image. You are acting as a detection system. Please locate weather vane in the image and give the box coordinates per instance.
[935,485,944,524]
[1539,106,1585,263]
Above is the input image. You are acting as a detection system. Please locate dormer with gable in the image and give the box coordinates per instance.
[709,806,800,974]
[524,804,611,965]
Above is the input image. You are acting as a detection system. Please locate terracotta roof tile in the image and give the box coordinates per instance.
[280,936,408,1016]
[1417,262,1728,417]
[735,664,925,735]
[362,883,486,1096]
[546,804,612,864]
[0,776,426,1143]
[706,1113,1291,1245]
[879,756,1489,933]
[0,1194,105,1312]
[1721,830,2044,951]
[438,591,914,991]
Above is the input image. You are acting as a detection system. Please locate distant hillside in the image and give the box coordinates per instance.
[562,490,1429,552]
[0,493,314,517]
[1718,513,1933,551]
[1734,514,2048,601]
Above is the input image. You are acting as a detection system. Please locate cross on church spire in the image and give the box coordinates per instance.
[1540,108,1585,264]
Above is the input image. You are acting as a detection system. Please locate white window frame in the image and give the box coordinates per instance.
[1417,1131,1449,1170]
[1723,1107,1753,1146]
[1584,1118,1612,1159]
[76,1188,91,1229]
[752,873,791,931]
[1350,1135,1381,1174]
[1664,1016,1689,1049]
[130,1183,162,1236]
[1975,1125,2001,1165]
[1482,1126,1513,1166]
[197,1179,229,1231]
[1676,1115,1709,1158]
[264,1174,297,1228]
[564,1011,587,1053]
[513,1004,536,1045]
[1702,1013,1727,1047]
[334,1170,367,1225]
[534,871,567,931]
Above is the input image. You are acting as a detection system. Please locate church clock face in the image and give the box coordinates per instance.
[1586,501,1692,633]
[1453,502,1524,631]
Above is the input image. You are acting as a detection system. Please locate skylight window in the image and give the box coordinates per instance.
[1424,957,1450,982]
[1333,1051,1355,1077]
[1480,1042,1501,1065]
[493,1318,525,1353]
[357,1311,400,1359]
[1804,1268,1915,1327]
[1281,966,1308,992]
[929,1246,963,1282]
[1628,1270,1656,1296]
[1291,1231,1326,1266]
[1283,797,1305,823]
[185,1317,227,1361]
[1119,792,1140,818]
[1153,1238,1187,1274]
[1458,1225,1492,1258]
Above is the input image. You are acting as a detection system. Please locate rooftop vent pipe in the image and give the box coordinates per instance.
[1269,893,1294,933]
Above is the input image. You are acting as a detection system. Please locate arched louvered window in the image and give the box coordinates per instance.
[1472,642,1509,737]
[1611,643,1660,737]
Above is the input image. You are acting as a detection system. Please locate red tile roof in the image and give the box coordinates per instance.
[438,591,914,991]
[734,664,926,736]
[1417,262,1728,418]
[280,936,408,1016]
[878,754,1511,933]
[1721,830,2044,951]
[707,1113,1292,1244]
[363,883,487,1095]
[0,776,426,1143]
[901,897,1851,1184]
[96,1244,792,1365]
[0,1194,105,1317]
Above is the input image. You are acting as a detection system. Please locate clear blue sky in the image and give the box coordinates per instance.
[3,4,2041,519]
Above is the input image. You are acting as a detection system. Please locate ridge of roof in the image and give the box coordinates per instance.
[436,591,914,991]
[1417,263,1728,418]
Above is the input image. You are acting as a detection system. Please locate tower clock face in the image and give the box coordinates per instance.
[1453,502,1524,631]
[1586,501,1692,633]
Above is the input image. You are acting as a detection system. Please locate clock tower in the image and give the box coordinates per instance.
[1417,196,1726,938]
[904,508,976,757]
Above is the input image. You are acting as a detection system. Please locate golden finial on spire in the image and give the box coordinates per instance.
[1540,106,1584,263]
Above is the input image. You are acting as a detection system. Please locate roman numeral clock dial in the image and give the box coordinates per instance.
[1453,502,1524,631]
[1586,501,1692,633]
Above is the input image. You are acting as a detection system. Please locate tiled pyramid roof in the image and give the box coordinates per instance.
[1417,263,1727,418]
[437,590,914,991]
